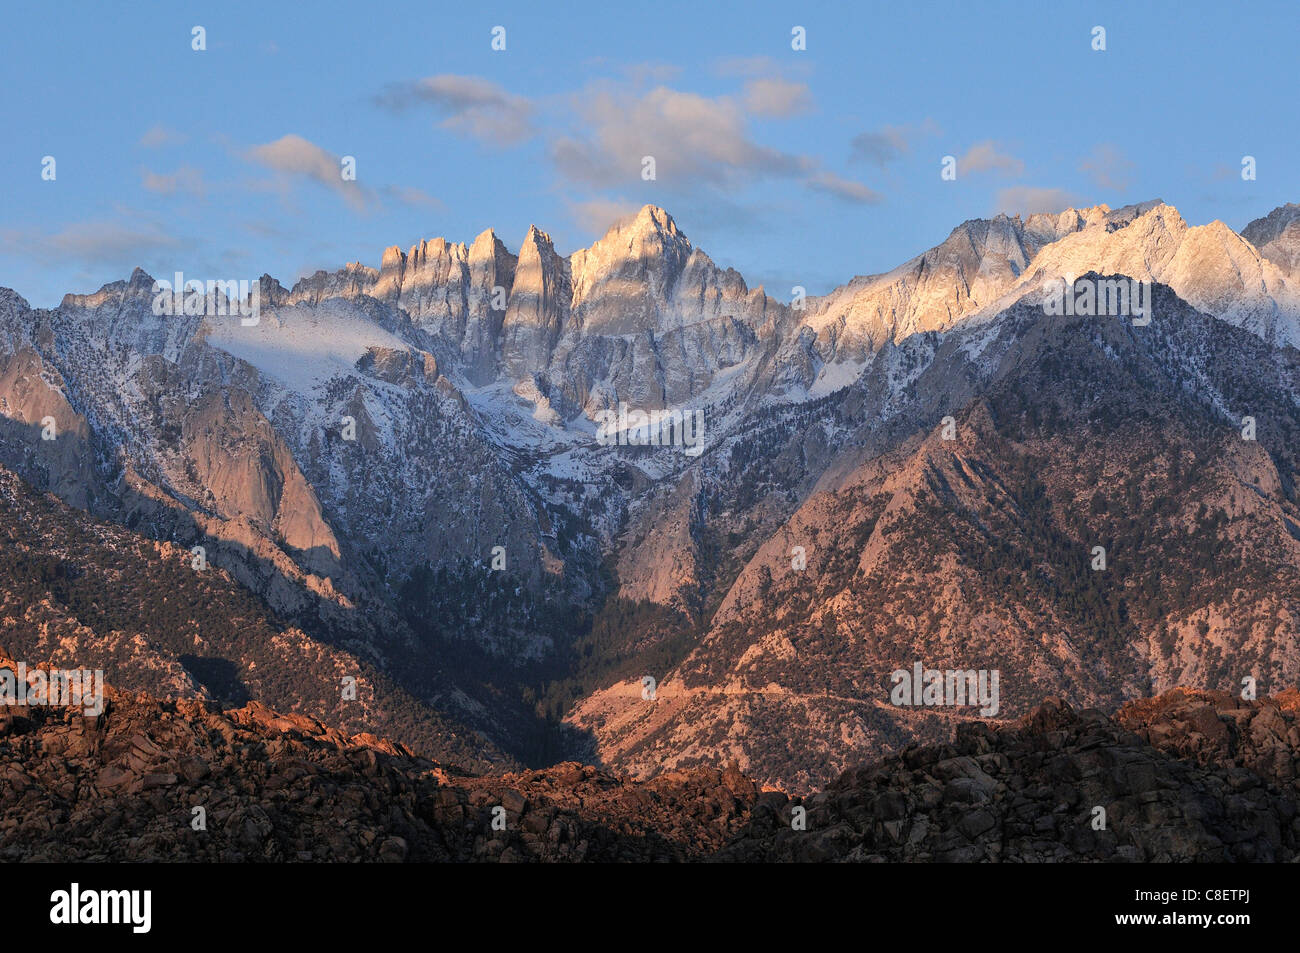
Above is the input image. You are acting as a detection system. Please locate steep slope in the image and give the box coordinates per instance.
[797,200,1300,390]
[1000,203,1300,349]
[797,203,1121,360]
[1243,202,1300,275]
[0,465,511,771]
[570,282,1300,791]
[4,199,1300,791]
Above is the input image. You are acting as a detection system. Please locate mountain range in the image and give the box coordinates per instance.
[2,198,1298,792]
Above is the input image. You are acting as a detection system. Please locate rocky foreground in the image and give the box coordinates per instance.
[2,676,1299,862]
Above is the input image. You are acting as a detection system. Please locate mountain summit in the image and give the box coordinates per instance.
[1,198,1299,790]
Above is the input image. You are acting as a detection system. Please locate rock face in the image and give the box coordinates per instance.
[1242,202,1300,275]
[799,205,1105,360]
[3,199,1300,793]
[0,466,514,772]
[3,667,1297,862]
[726,690,1300,863]
[1002,204,1300,349]
[501,226,571,380]
[0,345,98,509]
[568,284,1300,792]
[182,387,341,578]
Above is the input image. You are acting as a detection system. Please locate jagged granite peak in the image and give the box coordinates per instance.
[1001,201,1300,347]
[1242,201,1300,247]
[379,236,469,316]
[570,205,698,335]
[60,266,157,311]
[467,227,517,280]
[459,228,518,383]
[501,225,571,377]
[800,204,1095,357]
[5,197,1300,794]
[803,198,1300,369]
[271,206,763,386]
[288,262,378,306]
[1242,202,1300,275]
[257,273,291,308]
[1096,197,1167,229]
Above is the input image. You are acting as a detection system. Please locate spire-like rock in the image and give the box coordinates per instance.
[467,228,518,299]
[374,244,407,299]
[500,225,570,377]
[460,228,518,383]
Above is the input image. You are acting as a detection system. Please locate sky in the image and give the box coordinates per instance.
[2,0,1297,308]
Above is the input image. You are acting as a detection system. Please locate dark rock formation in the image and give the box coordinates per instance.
[4,667,1297,862]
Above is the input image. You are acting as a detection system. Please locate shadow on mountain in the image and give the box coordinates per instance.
[178,654,251,705]
[0,419,526,772]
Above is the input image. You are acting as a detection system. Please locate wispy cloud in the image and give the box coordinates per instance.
[139,124,186,148]
[375,75,534,145]
[807,170,881,204]
[1210,161,1239,182]
[582,59,683,85]
[568,197,641,234]
[551,84,809,190]
[959,141,1024,177]
[1079,143,1135,191]
[1,220,181,270]
[244,134,370,211]
[995,186,1087,216]
[141,165,206,197]
[742,77,813,118]
[549,80,879,224]
[381,185,443,211]
[849,119,940,168]
[712,55,807,79]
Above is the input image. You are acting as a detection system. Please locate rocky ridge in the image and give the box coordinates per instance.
[3,199,1300,792]
[4,658,1298,862]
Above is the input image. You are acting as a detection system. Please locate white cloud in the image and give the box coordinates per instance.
[995,186,1087,216]
[376,75,533,145]
[244,134,370,211]
[742,78,812,118]
[959,141,1024,177]
[807,171,881,204]
[142,165,205,197]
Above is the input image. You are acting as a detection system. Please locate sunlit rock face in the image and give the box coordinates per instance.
[3,200,1300,789]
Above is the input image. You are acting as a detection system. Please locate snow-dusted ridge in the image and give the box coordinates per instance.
[3,198,1299,615]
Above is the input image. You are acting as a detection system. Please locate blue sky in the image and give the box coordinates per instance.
[2,0,1296,307]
